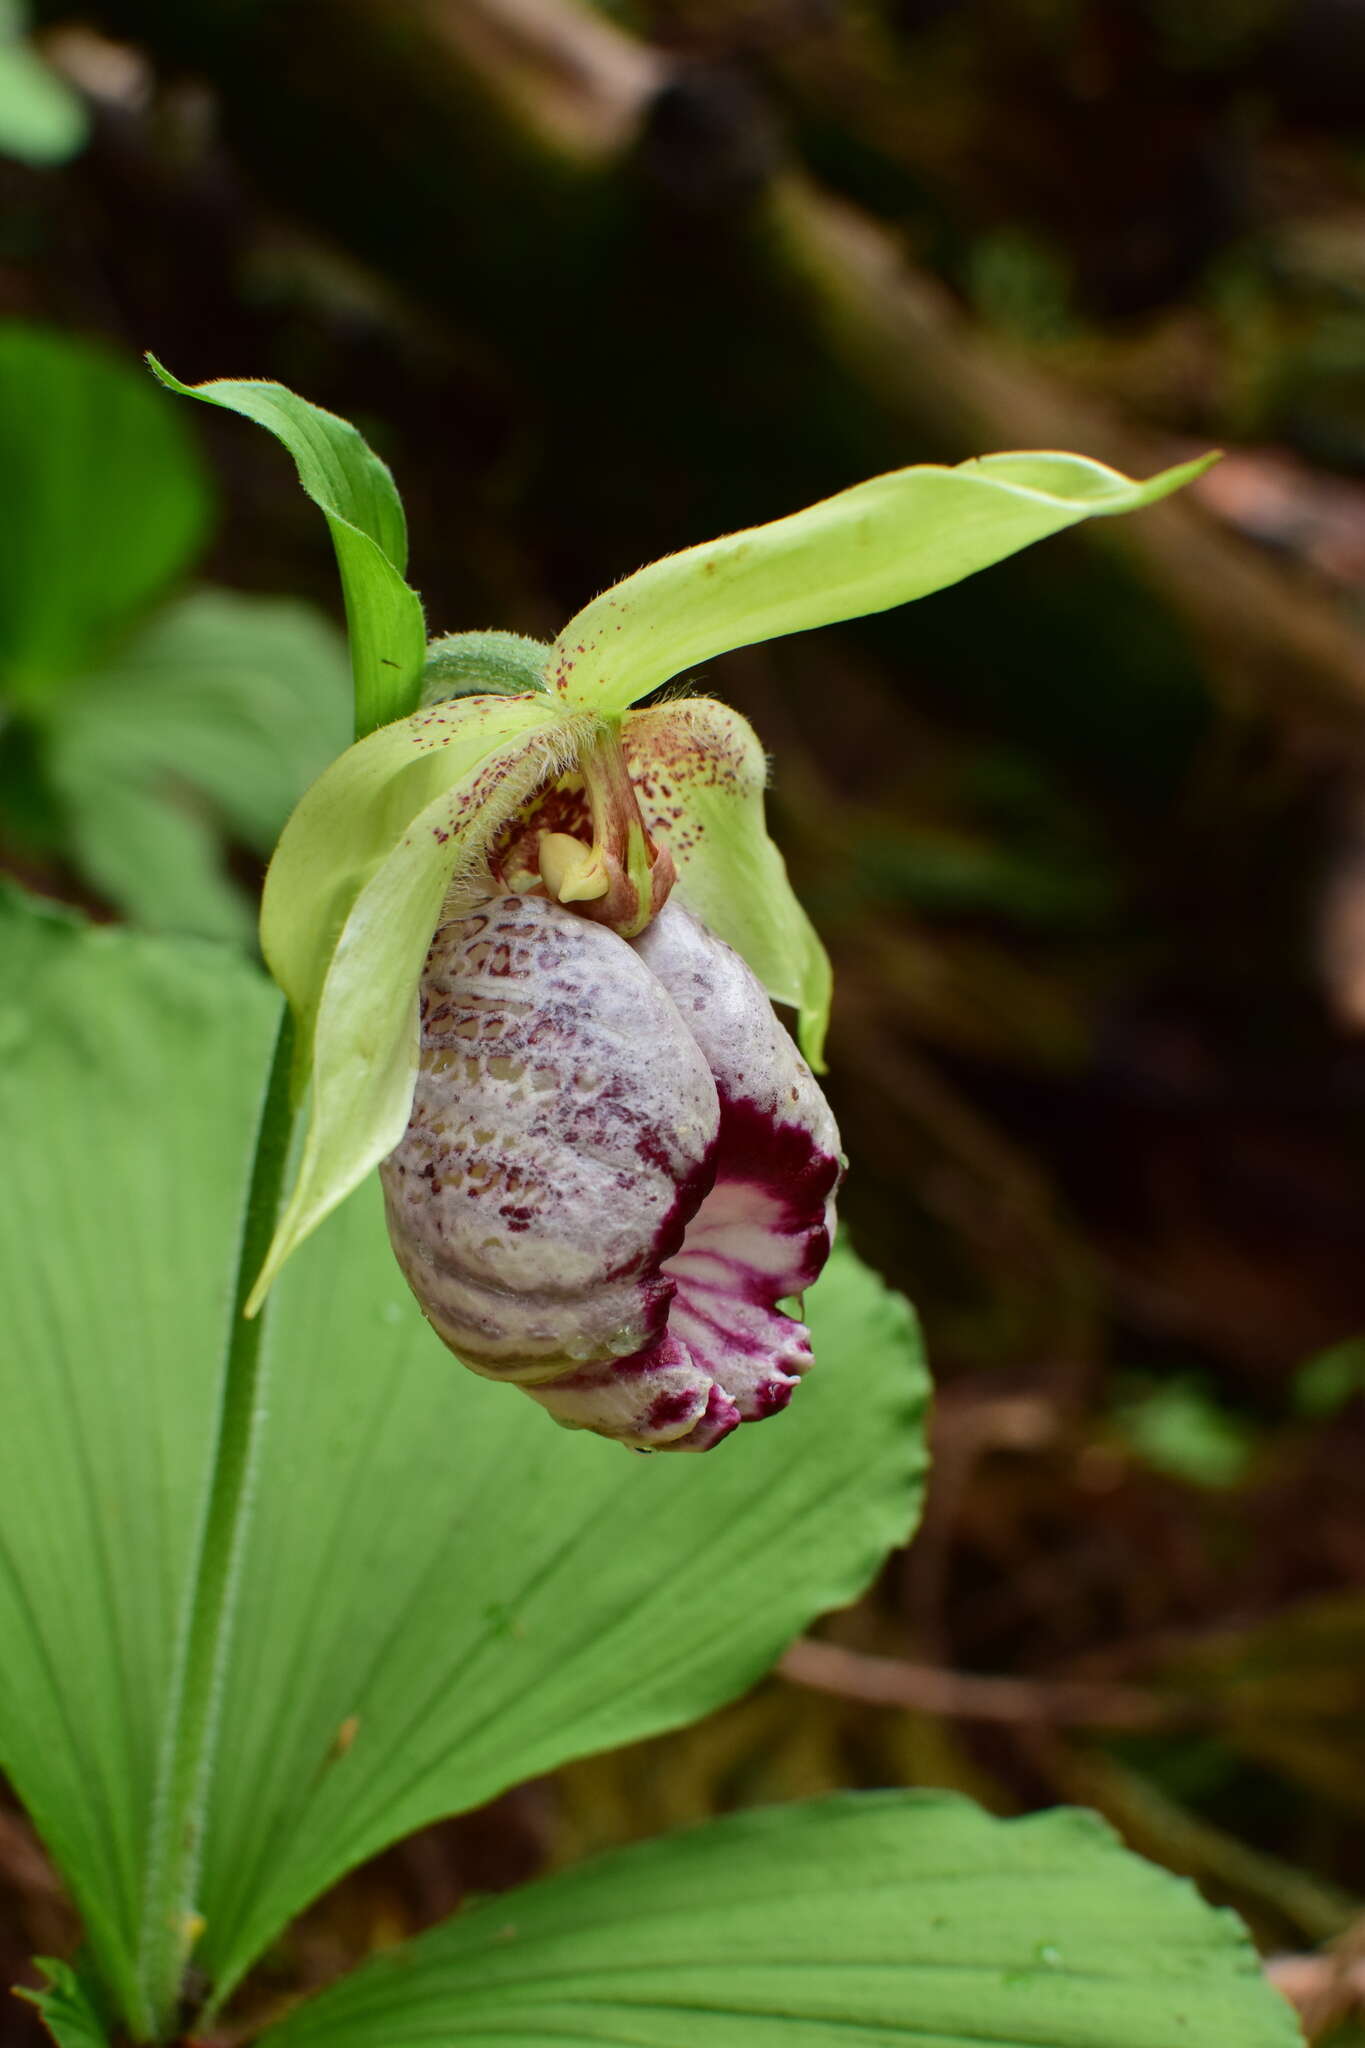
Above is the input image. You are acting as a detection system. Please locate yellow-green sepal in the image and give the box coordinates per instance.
[550,450,1216,715]
[250,691,588,1309]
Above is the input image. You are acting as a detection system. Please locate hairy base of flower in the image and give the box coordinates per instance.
[381,893,842,1451]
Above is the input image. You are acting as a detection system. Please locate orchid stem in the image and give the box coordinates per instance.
[133,1006,297,2040]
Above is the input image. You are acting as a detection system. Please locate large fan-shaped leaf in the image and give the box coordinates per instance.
[0,891,276,2024]
[198,1222,925,2005]
[0,327,209,698]
[0,889,928,2030]
[258,1792,1302,2048]
[46,588,351,941]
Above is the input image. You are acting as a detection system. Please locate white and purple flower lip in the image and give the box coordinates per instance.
[380,891,842,1451]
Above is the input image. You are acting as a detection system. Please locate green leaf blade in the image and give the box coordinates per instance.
[17,1958,113,2048]
[0,889,280,2020]
[550,451,1215,716]
[257,1793,1302,2048]
[46,588,352,941]
[0,891,926,2028]
[0,327,210,698]
[198,1230,928,2000]
[146,361,426,737]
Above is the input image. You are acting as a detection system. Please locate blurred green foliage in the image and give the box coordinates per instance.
[0,1,84,166]
[1294,1337,1365,1420]
[0,325,350,939]
[1113,1375,1258,1490]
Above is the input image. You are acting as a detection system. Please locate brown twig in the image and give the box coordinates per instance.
[778,1636,1191,1731]
[1267,1906,1365,2040]
[1267,1951,1365,2041]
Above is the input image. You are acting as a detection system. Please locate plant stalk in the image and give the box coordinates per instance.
[132,1007,297,2040]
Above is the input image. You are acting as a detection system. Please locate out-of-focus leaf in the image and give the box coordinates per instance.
[0,327,209,698]
[42,588,351,940]
[147,360,426,738]
[0,887,928,2027]
[1114,1376,1257,1490]
[0,3,88,166]
[16,1958,113,2048]
[549,450,1217,716]
[1293,1336,1365,1418]
[854,825,1120,929]
[1159,1594,1365,1831]
[257,1793,1302,2048]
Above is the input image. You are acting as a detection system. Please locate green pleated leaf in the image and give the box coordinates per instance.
[549,451,1215,716]
[258,1793,1302,2048]
[0,3,88,167]
[0,889,277,2024]
[201,1221,924,2008]
[0,887,928,2028]
[251,691,583,1304]
[0,327,210,700]
[45,588,351,941]
[147,360,426,738]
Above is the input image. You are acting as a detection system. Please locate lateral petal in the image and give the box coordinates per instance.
[625,697,831,1067]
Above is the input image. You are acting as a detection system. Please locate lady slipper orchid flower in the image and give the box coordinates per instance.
[207,371,1208,1451]
[370,698,842,1449]
[250,664,841,1340]
[381,890,841,1450]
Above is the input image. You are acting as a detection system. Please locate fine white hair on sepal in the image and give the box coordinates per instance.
[440,714,590,922]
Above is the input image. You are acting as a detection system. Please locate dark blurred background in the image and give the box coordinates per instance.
[3,0,1365,2040]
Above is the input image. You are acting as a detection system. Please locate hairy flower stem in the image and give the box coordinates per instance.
[133,1008,297,2041]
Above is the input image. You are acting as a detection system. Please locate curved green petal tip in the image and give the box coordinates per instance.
[549,448,1217,715]
[146,355,426,738]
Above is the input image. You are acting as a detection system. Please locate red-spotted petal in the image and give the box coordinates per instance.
[622,697,832,1068]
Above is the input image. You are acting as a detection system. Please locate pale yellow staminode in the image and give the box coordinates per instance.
[539,830,610,904]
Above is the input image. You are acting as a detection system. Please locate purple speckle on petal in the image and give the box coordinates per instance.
[380,893,840,1454]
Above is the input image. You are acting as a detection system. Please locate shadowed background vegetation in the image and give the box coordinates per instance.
[2,0,1365,2039]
